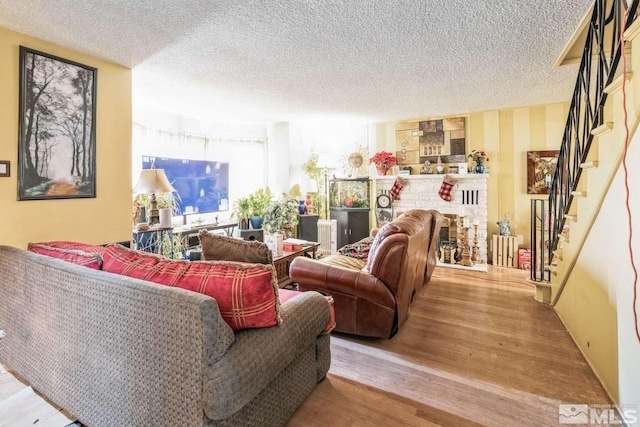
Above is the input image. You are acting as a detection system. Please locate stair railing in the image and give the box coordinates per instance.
[531,0,639,282]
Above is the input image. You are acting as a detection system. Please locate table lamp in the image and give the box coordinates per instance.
[302,176,318,214]
[133,169,176,226]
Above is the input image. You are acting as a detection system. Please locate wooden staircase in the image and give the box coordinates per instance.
[531,2,640,304]
[534,69,636,303]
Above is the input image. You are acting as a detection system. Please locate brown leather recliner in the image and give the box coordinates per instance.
[290,209,442,338]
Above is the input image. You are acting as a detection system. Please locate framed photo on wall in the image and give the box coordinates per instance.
[18,46,97,200]
[0,161,9,177]
[527,150,559,194]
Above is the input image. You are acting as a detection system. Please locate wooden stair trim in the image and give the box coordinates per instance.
[591,122,613,136]
[624,17,640,42]
[580,160,599,169]
[564,214,577,222]
[571,190,587,197]
[553,250,563,261]
[604,72,633,94]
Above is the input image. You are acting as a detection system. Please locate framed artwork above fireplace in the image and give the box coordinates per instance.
[396,116,467,166]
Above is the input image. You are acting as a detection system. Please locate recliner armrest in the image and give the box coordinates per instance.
[290,257,393,307]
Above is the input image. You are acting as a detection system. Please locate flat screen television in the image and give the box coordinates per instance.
[142,156,230,216]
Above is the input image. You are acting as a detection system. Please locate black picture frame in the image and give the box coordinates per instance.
[0,161,9,177]
[18,46,97,200]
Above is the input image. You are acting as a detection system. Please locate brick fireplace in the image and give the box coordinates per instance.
[375,174,488,272]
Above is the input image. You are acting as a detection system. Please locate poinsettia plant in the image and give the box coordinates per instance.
[369,151,397,170]
[468,150,490,163]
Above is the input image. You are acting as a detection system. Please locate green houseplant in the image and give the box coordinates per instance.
[134,192,180,225]
[263,197,300,237]
[232,196,252,230]
[248,187,273,229]
[133,192,187,260]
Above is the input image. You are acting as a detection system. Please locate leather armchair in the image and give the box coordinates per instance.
[290,209,442,338]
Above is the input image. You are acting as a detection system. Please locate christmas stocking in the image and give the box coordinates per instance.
[438,175,457,201]
[390,177,407,201]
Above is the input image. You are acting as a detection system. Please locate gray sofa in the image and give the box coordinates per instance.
[0,245,331,426]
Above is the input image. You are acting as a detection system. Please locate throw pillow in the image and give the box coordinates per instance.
[29,240,108,256]
[102,244,163,279]
[198,230,273,264]
[337,236,375,260]
[28,243,103,270]
[103,244,281,331]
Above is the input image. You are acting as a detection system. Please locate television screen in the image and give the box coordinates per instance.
[142,156,230,215]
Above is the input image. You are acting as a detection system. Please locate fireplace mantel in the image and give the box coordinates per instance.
[375,174,488,272]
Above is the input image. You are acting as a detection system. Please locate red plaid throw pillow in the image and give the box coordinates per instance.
[102,244,163,278]
[102,245,280,331]
[28,243,103,270]
[29,240,107,256]
[438,175,458,201]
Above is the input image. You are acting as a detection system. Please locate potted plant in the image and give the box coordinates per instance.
[263,197,300,237]
[134,192,180,226]
[468,150,490,173]
[232,196,252,230]
[369,151,397,176]
[248,187,273,229]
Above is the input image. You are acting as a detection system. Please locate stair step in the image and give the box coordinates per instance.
[545,265,558,276]
[564,214,577,222]
[590,122,613,136]
[604,72,633,94]
[558,233,570,243]
[580,160,599,169]
[571,190,587,197]
[553,249,563,261]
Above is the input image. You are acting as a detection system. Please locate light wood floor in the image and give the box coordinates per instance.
[287,266,610,426]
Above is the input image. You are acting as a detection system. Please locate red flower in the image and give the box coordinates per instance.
[468,150,489,163]
[369,151,397,169]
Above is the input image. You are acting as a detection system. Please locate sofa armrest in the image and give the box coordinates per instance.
[289,257,394,307]
[202,291,331,421]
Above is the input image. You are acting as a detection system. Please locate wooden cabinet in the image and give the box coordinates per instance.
[330,209,370,249]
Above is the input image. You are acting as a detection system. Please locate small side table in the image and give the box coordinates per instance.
[133,226,174,258]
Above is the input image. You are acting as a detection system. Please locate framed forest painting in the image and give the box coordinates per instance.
[18,46,97,200]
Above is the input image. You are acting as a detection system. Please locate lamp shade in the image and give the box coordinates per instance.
[302,176,318,193]
[132,169,176,195]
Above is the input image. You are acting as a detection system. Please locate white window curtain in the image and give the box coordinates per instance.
[132,123,267,220]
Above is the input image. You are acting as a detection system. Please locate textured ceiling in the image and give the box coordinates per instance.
[0,0,592,123]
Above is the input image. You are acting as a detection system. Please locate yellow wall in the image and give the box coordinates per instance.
[470,103,569,245]
[388,103,569,246]
[0,27,132,248]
